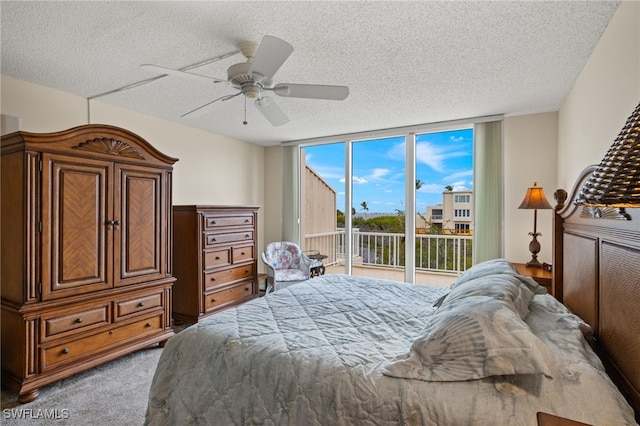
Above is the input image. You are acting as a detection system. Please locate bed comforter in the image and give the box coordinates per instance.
[145,272,635,425]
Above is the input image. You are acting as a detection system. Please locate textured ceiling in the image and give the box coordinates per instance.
[1,1,620,146]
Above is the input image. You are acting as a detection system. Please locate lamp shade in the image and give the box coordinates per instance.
[576,101,640,207]
[518,182,553,210]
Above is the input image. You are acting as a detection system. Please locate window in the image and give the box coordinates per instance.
[455,224,470,234]
[287,115,503,281]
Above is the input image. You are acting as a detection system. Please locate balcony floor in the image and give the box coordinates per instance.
[322,264,457,288]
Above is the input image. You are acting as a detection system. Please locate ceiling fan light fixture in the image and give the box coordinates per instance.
[242,85,260,99]
[255,96,271,107]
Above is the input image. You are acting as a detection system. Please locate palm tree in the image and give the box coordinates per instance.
[445,185,453,191]
[416,179,424,191]
[360,201,369,219]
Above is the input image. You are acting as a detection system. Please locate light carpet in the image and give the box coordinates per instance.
[1,343,166,425]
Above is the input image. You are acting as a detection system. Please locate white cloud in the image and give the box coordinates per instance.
[444,170,473,181]
[417,183,445,193]
[449,180,472,191]
[340,176,368,184]
[368,168,390,179]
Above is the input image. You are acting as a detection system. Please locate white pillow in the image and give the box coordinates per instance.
[383,296,554,382]
[435,272,536,319]
[452,258,518,288]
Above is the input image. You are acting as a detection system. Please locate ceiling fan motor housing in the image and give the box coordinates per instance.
[227,62,254,86]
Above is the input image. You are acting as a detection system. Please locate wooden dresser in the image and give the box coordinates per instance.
[1,125,177,403]
[172,205,259,323]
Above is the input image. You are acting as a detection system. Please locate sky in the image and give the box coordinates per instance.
[303,128,473,214]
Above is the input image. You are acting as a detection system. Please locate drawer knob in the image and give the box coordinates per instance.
[211,220,216,224]
[245,269,249,273]
[215,256,220,260]
[138,302,145,307]
[211,277,216,281]
[241,252,246,256]
[145,322,152,328]
[245,234,250,238]
[211,238,217,242]
[245,287,249,291]
[75,318,83,324]
[61,348,70,354]
[211,298,216,303]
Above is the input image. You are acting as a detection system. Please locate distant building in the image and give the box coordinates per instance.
[426,189,473,234]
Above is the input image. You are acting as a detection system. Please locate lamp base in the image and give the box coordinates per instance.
[526,232,542,268]
[526,259,543,268]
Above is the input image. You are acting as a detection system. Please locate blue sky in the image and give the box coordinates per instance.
[303,128,473,214]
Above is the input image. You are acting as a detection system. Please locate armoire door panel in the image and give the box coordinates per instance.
[42,154,113,300]
[114,165,165,287]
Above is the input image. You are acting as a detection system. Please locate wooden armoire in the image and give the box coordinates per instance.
[1,124,178,403]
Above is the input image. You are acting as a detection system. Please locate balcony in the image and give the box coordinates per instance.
[304,230,472,287]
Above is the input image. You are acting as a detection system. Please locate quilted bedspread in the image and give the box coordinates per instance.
[145,274,635,425]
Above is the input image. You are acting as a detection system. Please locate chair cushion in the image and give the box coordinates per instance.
[275,269,308,282]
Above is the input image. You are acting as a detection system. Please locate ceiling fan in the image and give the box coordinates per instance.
[141,35,349,127]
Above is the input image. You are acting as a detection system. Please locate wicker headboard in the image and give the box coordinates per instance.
[552,165,640,421]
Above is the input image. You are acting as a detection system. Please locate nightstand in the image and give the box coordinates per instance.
[513,262,552,294]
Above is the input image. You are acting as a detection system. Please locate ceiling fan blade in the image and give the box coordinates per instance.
[273,83,349,100]
[181,92,241,118]
[248,36,294,82]
[141,64,227,83]
[254,96,289,127]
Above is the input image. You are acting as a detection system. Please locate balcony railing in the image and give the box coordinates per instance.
[304,229,472,275]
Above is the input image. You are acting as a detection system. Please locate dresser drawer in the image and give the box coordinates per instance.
[115,292,163,319]
[204,231,253,247]
[204,215,254,230]
[204,264,254,291]
[233,245,254,263]
[204,249,231,269]
[204,283,253,312]
[42,303,110,340]
[41,315,163,371]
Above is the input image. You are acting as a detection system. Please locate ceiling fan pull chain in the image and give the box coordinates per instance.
[243,96,248,125]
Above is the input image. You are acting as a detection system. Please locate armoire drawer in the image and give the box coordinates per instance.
[204,264,254,291]
[42,303,111,340]
[204,231,253,247]
[204,283,253,312]
[115,291,163,319]
[204,215,254,230]
[41,314,163,371]
[204,249,231,269]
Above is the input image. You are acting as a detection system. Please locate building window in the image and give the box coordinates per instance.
[455,223,470,234]
[455,194,470,203]
[454,209,470,217]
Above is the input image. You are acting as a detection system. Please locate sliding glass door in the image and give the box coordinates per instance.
[298,122,486,285]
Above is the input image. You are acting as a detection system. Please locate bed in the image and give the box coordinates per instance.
[145,167,639,425]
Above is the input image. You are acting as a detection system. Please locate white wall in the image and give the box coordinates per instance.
[1,75,266,262]
[503,112,558,265]
[499,0,639,265]
[558,0,640,191]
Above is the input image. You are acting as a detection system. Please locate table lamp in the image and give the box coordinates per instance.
[518,182,553,267]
